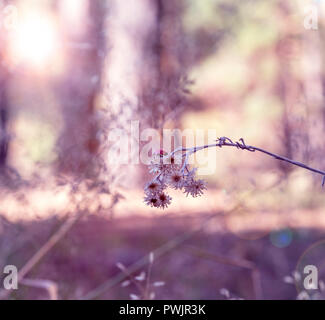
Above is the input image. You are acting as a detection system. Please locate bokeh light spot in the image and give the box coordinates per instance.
[269,229,293,248]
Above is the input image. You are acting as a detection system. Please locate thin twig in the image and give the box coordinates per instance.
[0,210,86,300]
[144,254,153,299]
[117,264,146,297]
[172,136,325,182]
[20,278,59,300]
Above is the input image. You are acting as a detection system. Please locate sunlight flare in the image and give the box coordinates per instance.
[8,10,61,70]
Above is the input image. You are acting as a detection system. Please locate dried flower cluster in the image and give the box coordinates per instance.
[144,149,207,209]
[144,135,325,210]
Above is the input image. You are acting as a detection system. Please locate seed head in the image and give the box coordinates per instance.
[168,173,184,189]
[183,179,207,197]
[145,181,165,194]
[144,194,159,208]
[157,192,172,209]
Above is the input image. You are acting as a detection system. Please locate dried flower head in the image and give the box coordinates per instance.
[145,181,165,194]
[144,194,159,208]
[167,172,184,189]
[156,192,172,209]
[183,179,207,197]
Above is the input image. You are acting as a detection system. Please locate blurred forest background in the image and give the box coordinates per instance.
[1,0,325,300]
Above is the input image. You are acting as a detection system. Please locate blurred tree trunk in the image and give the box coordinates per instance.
[103,0,159,188]
[0,37,10,171]
[56,0,106,177]
[56,0,187,186]
[0,72,9,169]
[275,1,325,180]
[139,0,187,155]
[103,0,187,188]
[301,4,325,172]
[140,0,187,132]
[275,2,310,175]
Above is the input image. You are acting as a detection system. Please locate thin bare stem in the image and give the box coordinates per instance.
[117,264,146,297]
[20,279,59,300]
[172,137,325,182]
[0,210,85,300]
[144,254,153,299]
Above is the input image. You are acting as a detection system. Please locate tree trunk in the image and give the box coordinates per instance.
[103,0,159,188]
[56,0,106,177]
[0,41,10,170]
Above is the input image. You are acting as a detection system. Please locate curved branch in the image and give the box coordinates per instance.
[172,136,325,182]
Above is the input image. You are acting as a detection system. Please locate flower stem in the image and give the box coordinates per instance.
[171,137,325,182]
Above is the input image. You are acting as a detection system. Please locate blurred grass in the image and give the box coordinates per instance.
[2,212,325,300]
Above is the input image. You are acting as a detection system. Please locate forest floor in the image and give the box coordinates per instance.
[1,187,325,300]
